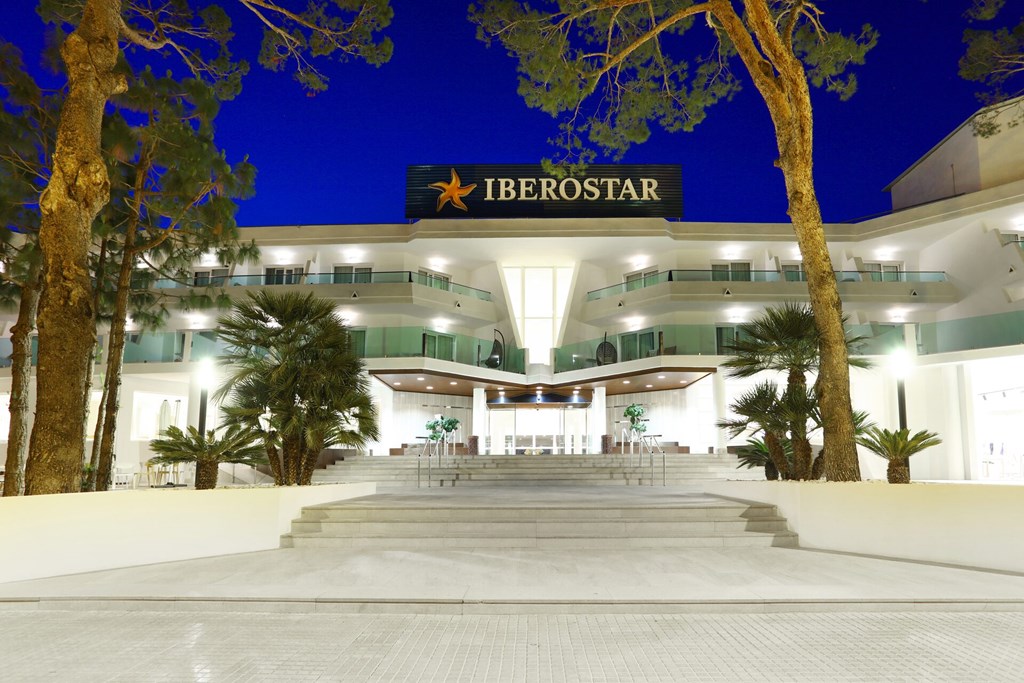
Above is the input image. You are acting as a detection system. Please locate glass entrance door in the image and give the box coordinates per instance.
[486,405,589,454]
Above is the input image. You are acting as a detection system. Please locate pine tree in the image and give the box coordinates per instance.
[470,0,877,480]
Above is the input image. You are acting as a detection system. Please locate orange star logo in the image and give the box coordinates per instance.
[428,168,476,212]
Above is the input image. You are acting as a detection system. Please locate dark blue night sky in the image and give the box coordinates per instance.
[3,2,985,227]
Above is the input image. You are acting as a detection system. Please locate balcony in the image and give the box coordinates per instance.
[118,327,527,374]
[553,323,906,373]
[582,269,958,324]
[150,271,492,302]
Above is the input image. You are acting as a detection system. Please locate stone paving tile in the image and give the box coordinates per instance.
[1,610,1022,682]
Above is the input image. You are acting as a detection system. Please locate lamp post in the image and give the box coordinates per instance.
[889,348,911,431]
[196,357,215,434]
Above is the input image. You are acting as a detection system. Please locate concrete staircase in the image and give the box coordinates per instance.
[282,490,797,550]
[312,453,763,489]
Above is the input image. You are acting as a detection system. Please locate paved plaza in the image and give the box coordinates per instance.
[2,611,1023,681]
[3,487,1024,680]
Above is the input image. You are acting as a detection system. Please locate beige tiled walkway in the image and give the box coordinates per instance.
[2,486,1024,680]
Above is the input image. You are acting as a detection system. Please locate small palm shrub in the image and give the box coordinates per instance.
[149,424,266,490]
[855,426,942,484]
[735,438,794,481]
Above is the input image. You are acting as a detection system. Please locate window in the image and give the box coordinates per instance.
[619,329,656,362]
[265,266,303,285]
[418,269,451,291]
[711,262,752,282]
[624,268,658,291]
[193,268,229,287]
[716,325,753,354]
[863,262,903,283]
[348,328,367,357]
[781,263,805,282]
[422,331,454,361]
[334,265,372,284]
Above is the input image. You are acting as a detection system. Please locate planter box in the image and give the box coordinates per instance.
[705,480,1024,573]
[0,482,375,584]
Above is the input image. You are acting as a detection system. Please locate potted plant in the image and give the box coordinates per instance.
[425,418,445,442]
[624,403,647,436]
[855,426,942,484]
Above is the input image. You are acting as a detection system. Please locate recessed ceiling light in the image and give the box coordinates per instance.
[646,384,653,388]
[536,386,543,390]
[574,386,581,390]
[623,380,630,384]
[497,386,504,390]
[417,377,425,381]
[394,382,402,386]
[449,381,457,385]
[426,386,434,390]
[657,375,665,379]
[680,380,687,385]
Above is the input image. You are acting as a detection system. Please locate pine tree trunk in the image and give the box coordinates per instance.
[194,459,220,490]
[95,222,139,491]
[24,0,126,495]
[3,265,43,497]
[85,239,111,492]
[721,2,861,482]
[887,458,911,484]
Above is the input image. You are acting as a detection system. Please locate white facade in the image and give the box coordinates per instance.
[3,103,1024,483]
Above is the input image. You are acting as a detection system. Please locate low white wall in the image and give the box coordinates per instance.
[0,482,375,584]
[705,481,1024,573]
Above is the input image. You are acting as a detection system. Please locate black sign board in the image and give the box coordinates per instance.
[406,164,682,219]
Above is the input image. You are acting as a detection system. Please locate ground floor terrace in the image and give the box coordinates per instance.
[1,484,1023,681]
[3,333,1023,489]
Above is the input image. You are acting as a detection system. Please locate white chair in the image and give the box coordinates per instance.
[112,465,134,489]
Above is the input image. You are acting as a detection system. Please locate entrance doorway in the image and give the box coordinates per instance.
[486,405,589,454]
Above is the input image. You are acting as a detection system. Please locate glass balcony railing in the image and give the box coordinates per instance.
[585,270,949,300]
[553,323,909,372]
[360,327,525,373]
[149,271,492,301]
[918,311,1024,355]
[116,327,525,373]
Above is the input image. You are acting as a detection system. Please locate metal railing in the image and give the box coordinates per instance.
[586,269,949,300]
[638,433,666,486]
[148,271,492,301]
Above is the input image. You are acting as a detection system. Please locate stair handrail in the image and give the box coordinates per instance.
[416,435,441,488]
[638,433,667,486]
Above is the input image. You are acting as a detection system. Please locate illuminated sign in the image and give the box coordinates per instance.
[406,165,682,219]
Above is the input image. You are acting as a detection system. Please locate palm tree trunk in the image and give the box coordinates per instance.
[194,459,220,490]
[3,264,42,497]
[25,0,126,495]
[764,460,779,481]
[887,458,911,484]
[764,431,791,480]
[265,441,284,485]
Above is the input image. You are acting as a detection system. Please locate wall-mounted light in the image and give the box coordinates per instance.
[351,292,359,299]
[455,301,462,308]
[617,301,624,307]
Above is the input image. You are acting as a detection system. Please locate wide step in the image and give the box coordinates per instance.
[282,492,798,550]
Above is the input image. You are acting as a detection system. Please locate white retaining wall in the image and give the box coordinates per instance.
[705,480,1024,573]
[0,483,375,584]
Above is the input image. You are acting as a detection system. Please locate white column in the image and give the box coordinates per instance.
[589,387,606,454]
[956,364,976,481]
[368,376,394,456]
[472,387,487,448]
[713,370,728,454]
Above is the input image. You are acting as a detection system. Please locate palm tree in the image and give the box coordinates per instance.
[735,437,794,481]
[856,427,942,484]
[809,409,875,480]
[722,303,870,480]
[148,424,265,490]
[215,290,379,486]
[717,381,793,480]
